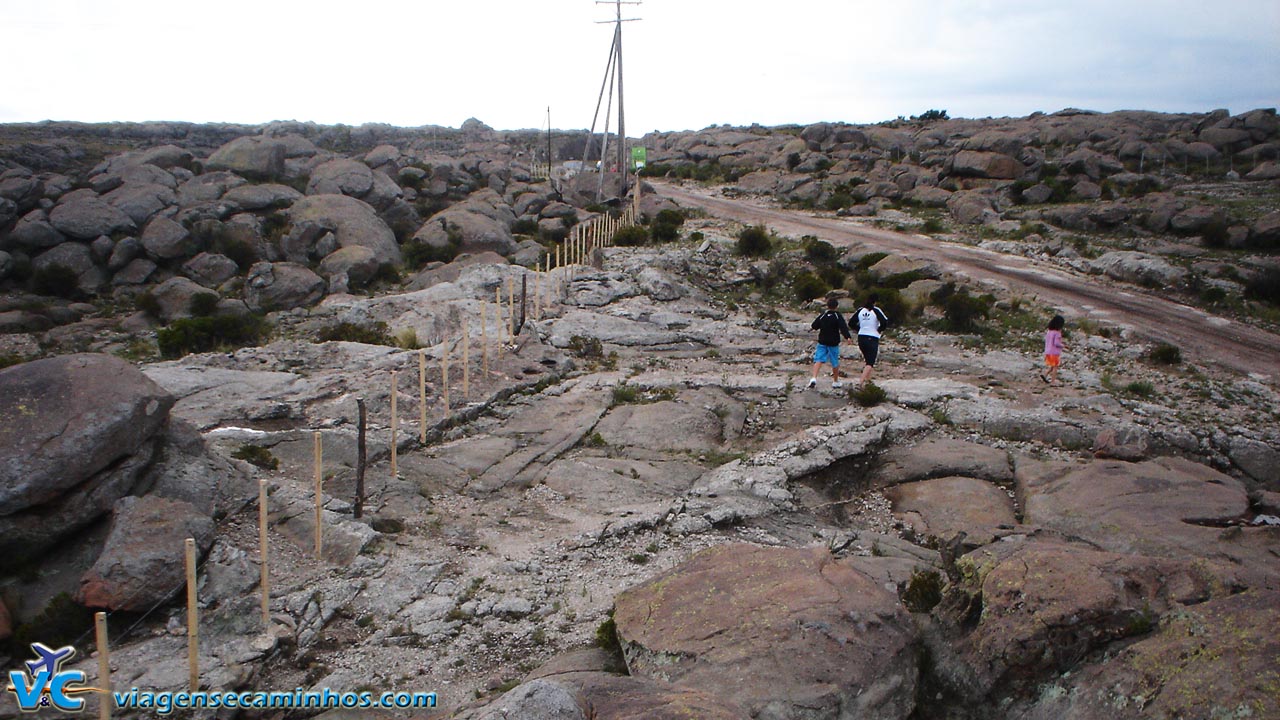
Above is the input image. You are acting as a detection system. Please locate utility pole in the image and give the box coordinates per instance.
[595,1,640,200]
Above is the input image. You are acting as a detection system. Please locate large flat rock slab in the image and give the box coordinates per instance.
[886,476,1016,544]
[614,543,918,719]
[1019,457,1276,587]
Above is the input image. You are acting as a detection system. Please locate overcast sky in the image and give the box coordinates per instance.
[2,0,1277,134]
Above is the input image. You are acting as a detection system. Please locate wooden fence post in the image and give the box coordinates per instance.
[95,612,110,720]
[441,347,450,416]
[185,538,198,692]
[418,350,427,443]
[495,287,505,344]
[462,319,470,398]
[507,278,515,338]
[481,302,489,378]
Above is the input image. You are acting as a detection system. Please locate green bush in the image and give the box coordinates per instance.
[803,237,838,265]
[317,321,395,346]
[824,192,854,211]
[651,222,680,243]
[901,569,943,613]
[1148,342,1182,365]
[231,444,279,470]
[653,209,685,227]
[922,217,946,234]
[792,272,831,303]
[1200,286,1227,304]
[1125,380,1155,398]
[135,291,162,317]
[850,381,887,407]
[943,291,989,332]
[736,225,773,257]
[402,239,458,269]
[1245,268,1280,306]
[31,264,82,299]
[611,383,640,405]
[613,225,649,246]
[511,218,540,236]
[856,252,889,270]
[157,314,271,358]
[567,335,605,359]
[188,292,220,317]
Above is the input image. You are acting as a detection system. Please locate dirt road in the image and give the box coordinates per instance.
[654,181,1280,383]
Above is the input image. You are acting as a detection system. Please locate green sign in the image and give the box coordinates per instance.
[631,146,647,170]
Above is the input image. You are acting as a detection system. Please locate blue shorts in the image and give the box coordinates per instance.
[813,343,841,367]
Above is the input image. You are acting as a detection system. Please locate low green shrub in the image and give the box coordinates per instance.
[943,291,990,332]
[1245,268,1280,306]
[736,225,772,257]
[1125,380,1155,398]
[653,209,685,227]
[850,381,887,407]
[511,218,540,236]
[613,225,649,246]
[231,444,279,470]
[157,314,271,358]
[1148,342,1182,365]
[804,237,838,264]
[651,222,680,243]
[901,569,943,613]
[317,321,395,346]
[793,272,831,303]
[188,292,220,317]
[402,239,458,269]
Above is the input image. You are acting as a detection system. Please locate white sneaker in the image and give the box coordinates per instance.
[807,378,817,389]
[832,381,843,389]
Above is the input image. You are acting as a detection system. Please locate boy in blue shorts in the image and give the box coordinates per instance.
[808,297,852,389]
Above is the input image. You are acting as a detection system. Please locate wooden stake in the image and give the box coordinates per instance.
[441,347,450,416]
[462,319,470,398]
[495,287,504,344]
[258,480,269,629]
[555,243,561,270]
[95,612,110,720]
[185,538,198,693]
[389,371,398,479]
[313,431,322,557]
[418,350,427,443]
[481,302,489,378]
[507,278,515,338]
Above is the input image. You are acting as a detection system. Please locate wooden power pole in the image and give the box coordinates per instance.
[594,1,641,200]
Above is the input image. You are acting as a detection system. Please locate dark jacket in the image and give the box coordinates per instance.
[811,309,852,346]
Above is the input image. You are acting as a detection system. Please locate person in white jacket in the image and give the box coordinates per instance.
[854,293,889,386]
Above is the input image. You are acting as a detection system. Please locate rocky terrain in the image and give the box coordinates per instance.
[1,109,1279,719]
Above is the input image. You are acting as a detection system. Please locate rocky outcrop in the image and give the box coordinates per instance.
[243,261,325,312]
[77,495,216,611]
[614,543,918,719]
[928,539,1233,703]
[0,354,174,563]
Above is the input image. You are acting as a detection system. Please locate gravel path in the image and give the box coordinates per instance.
[654,181,1280,383]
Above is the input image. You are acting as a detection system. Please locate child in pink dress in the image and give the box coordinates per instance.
[1042,315,1064,385]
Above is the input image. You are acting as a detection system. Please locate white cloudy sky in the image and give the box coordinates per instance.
[2,0,1277,134]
